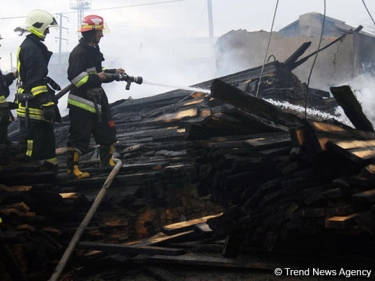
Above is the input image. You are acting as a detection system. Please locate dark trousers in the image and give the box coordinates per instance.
[0,111,10,145]
[67,107,117,154]
[17,119,56,162]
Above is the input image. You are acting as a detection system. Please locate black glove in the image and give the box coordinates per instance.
[104,73,122,81]
[42,105,56,123]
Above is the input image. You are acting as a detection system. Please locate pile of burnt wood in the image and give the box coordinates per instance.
[1,52,374,279]
[193,80,375,256]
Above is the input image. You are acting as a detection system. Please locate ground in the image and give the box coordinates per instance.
[68,264,370,281]
[57,249,373,281]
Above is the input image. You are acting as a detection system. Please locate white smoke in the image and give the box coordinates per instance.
[344,73,375,127]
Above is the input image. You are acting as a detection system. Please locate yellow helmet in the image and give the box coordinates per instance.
[20,9,58,39]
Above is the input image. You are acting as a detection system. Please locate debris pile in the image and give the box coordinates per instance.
[1,56,375,279]
[196,79,375,256]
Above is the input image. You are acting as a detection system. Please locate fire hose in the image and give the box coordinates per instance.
[48,158,123,281]
[53,72,143,102]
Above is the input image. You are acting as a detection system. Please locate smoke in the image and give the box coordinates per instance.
[97,35,216,103]
[344,73,375,127]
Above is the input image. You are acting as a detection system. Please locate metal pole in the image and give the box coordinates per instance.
[48,158,123,281]
[9,53,12,69]
[207,0,214,60]
[58,13,62,65]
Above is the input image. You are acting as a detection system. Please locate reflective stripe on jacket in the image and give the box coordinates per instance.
[67,93,101,113]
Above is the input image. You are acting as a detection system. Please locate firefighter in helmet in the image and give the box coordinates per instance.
[14,9,60,173]
[0,34,17,153]
[66,15,125,179]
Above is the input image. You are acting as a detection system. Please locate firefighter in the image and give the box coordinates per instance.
[0,34,17,148]
[14,9,60,173]
[66,15,125,179]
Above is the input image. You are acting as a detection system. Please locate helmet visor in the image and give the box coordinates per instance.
[48,17,59,29]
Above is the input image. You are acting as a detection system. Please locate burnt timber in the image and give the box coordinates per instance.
[1,58,375,280]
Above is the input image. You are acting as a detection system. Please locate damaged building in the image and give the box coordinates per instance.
[215,12,375,90]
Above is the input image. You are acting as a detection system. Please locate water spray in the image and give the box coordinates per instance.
[142,79,211,94]
[105,73,210,94]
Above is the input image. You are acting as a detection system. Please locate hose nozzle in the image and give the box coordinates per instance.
[124,75,143,90]
[128,76,143,85]
[105,73,143,90]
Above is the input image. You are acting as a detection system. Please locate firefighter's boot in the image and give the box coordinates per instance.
[100,144,116,167]
[67,147,90,179]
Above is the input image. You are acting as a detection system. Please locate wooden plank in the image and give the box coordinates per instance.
[59,192,83,199]
[15,224,36,231]
[122,162,169,171]
[243,133,291,151]
[327,205,357,217]
[327,139,375,150]
[321,187,352,199]
[306,120,375,139]
[352,189,375,204]
[210,133,281,142]
[76,241,186,256]
[162,213,223,235]
[284,41,312,68]
[221,106,290,132]
[0,208,22,216]
[289,126,305,147]
[325,214,358,229]
[359,164,375,179]
[207,140,245,149]
[0,202,30,212]
[143,98,206,118]
[135,231,195,247]
[155,108,198,122]
[116,126,185,140]
[256,146,291,158]
[42,227,62,236]
[330,85,374,132]
[303,207,326,218]
[326,139,375,164]
[0,184,32,192]
[119,144,142,154]
[137,253,282,270]
[210,79,303,128]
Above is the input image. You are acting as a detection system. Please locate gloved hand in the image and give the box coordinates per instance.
[103,73,121,82]
[39,93,56,123]
[114,73,122,81]
[42,105,56,123]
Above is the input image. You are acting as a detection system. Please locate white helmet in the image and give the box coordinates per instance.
[18,9,58,40]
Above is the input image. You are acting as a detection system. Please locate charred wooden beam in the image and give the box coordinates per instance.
[75,241,186,256]
[210,79,304,128]
[284,41,312,70]
[330,85,374,132]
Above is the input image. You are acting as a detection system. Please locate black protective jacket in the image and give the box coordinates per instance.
[17,34,51,89]
[67,38,117,120]
[16,34,58,122]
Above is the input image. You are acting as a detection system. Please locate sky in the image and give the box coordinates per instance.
[1,0,375,116]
